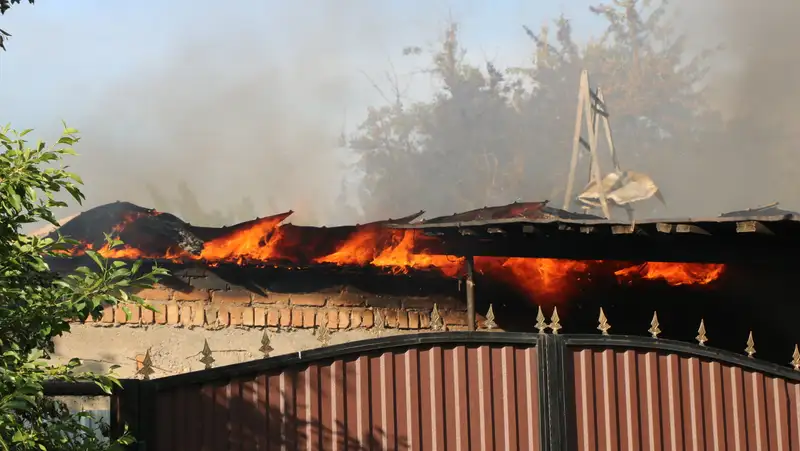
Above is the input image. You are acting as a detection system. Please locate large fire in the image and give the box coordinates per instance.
[62,210,726,301]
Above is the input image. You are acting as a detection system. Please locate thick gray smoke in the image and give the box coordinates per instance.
[675,0,800,214]
[12,1,800,227]
[60,1,431,227]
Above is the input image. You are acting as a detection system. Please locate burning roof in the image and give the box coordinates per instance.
[45,200,733,304]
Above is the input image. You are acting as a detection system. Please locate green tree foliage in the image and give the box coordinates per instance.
[0,125,167,450]
[351,0,720,219]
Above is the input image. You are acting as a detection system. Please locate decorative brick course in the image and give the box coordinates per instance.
[72,286,473,332]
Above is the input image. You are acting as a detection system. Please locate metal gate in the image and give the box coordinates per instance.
[48,331,800,450]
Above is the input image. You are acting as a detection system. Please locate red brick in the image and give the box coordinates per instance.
[289,293,328,307]
[174,289,210,302]
[229,306,244,326]
[278,308,291,327]
[408,312,420,330]
[397,311,409,329]
[212,290,252,305]
[268,294,290,304]
[141,307,155,324]
[366,296,400,308]
[135,354,145,371]
[361,310,374,328]
[127,304,141,324]
[204,306,218,325]
[180,305,193,326]
[242,307,255,326]
[101,305,113,323]
[302,309,316,328]
[114,306,127,324]
[167,304,180,325]
[252,293,286,305]
[383,309,398,328]
[291,309,304,328]
[326,310,338,328]
[192,305,205,327]
[253,307,266,326]
[419,312,430,329]
[135,287,172,302]
[328,290,366,307]
[154,305,167,325]
[338,310,350,329]
[443,311,467,326]
[267,309,281,327]
[217,307,230,327]
[350,309,364,328]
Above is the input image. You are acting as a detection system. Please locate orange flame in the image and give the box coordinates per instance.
[614,262,726,286]
[315,226,382,266]
[371,230,463,277]
[199,216,285,263]
[493,257,591,298]
[60,211,727,299]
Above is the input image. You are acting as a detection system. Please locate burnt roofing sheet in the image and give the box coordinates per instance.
[421,201,603,224]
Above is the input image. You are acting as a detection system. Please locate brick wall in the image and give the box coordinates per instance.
[76,266,484,331]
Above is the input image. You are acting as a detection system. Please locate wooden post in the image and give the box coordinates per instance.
[563,70,615,219]
[563,70,587,210]
[466,255,476,331]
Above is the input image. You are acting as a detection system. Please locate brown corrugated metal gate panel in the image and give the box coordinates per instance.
[568,345,800,451]
[105,333,800,451]
[152,343,540,450]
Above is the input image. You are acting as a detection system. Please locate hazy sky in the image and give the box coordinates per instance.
[0,0,601,127]
[0,1,604,225]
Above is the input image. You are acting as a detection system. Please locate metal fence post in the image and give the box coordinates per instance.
[110,379,140,449]
[537,333,571,451]
[110,379,157,451]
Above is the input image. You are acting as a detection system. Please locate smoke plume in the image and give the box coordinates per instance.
[11,1,800,225]
[676,0,800,214]
[61,1,431,227]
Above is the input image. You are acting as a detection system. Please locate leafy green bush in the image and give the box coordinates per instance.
[0,125,166,450]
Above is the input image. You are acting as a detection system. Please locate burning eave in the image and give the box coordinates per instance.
[41,201,800,363]
[389,212,800,264]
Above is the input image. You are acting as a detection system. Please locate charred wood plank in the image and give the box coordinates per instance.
[611,224,643,235]
[656,223,673,233]
[736,220,773,235]
[675,224,710,235]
